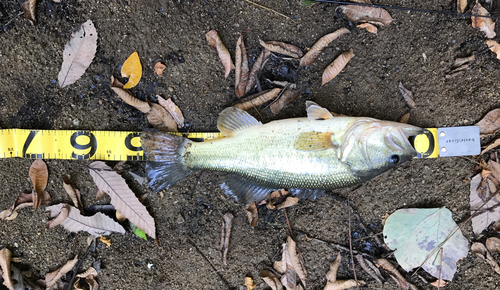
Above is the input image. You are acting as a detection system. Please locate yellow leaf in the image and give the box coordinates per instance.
[121,51,142,89]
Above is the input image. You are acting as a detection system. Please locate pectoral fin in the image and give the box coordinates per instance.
[217,107,262,136]
[221,174,276,204]
[306,101,334,120]
[294,131,338,151]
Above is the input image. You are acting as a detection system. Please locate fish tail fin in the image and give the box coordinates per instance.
[141,130,193,191]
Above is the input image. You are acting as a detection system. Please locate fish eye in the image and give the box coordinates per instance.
[389,154,400,164]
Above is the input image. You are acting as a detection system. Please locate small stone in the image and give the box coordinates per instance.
[177,214,185,224]
[168,87,174,92]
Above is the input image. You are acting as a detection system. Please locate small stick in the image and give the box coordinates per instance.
[242,0,289,19]
[186,236,230,290]
[66,239,94,290]
[348,199,360,290]
[295,230,372,257]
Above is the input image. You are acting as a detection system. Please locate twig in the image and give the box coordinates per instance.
[283,207,295,241]
[348,199,360,290]
[242,0,289,19]
[295,230,372,258]
[66,239,94,290]
[185,236,230,290]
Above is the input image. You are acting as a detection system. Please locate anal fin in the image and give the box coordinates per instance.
[221,174,277,204]
[289,188,325,200]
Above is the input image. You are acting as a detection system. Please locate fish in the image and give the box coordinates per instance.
[141,101,423,204]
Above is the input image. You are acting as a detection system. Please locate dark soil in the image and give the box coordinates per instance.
[1,0,500,289]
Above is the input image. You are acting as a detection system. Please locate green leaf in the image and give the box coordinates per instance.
[131,223,147,241]
[301,0,317,7]
[383,207,468,280]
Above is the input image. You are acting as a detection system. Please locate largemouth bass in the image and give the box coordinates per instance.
[142,101,422,203]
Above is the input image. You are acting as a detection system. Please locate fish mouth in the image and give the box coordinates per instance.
[400,125,424,137]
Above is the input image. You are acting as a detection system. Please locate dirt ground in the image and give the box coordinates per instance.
[1,0,500,289]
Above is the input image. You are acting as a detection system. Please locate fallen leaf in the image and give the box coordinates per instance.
[110,76,151,113]
[0,192,49,220]
[399,113,410,124]
[88,161,156,238]
[321,49,354,86]
[43,256,79,290]
[324,253,365,290]
[430,279,447,287]
[115,210,126,222]
[281,236,307,286]
[157,96,184,128]
[270,89,301,115]
[357,23,378,34]
[486,40,500,60]
[486,237,500,253]
[63,176,82,211]
[0,248,13,290]
[266,80,297,89]
[235,35,250,98]
[131,223,148,240]
[29,159,48,209]
[266,189,290,209]
[259,39,303,59]
[471,242,500,274]
[355,254,384,284]
[100,236,112,247]
[121,51,142,89]
[20,0,36,24]
[470,174,500,234]
[457,0,467,13]
[206,30,234,79]
[337,5,393,26]
[276,196,299,209]
[375,258,417,290]
[58,20,97,88]
[244,277,255,290]
[471,2,496,39]
[147,103,179,132]
[300,28,350,67]
[245,202,258,227]
[398,82,415,108]
[76,267,98,290]
[95,189,106,201]
[245,49,271,94]
[260,270,283,290]
[481,138,500,155]
[452,55,475,67]
[476,108,500,136]
[220,213,234,266]
[45,203,126,236]
[234,88,282,110]
[154,62,166,76]
[383,208,469,280]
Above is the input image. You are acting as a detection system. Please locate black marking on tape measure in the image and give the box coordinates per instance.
[22,130,43,158]
[408,128,435,158]
[125,132,142,151]
[70,131,97,160]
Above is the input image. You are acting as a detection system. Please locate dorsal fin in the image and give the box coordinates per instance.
[217,107,262,136]
[306,101,334,121]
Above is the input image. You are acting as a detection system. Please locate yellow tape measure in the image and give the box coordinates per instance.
[0,128,438,161]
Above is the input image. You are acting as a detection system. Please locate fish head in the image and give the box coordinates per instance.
[339,119,423,178]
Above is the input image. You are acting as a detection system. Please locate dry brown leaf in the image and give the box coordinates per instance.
[245,202,258,227]
[63,176,83,211]
[321,49,354,86]
[20,0,37,24]
[471,2,496,39]
[376,258,416,290]
[487,40,500,60]
[482,139,500,155]
[115,210,126,222]
[95,189,106,201]
[276,197,299,209]
[234,88,282,110]
[206,30,235,79]
[154,62,166,76]
[270,89,300,115]
[430,279,447,288]
[453,55,475,67]
[259,39,303,59]
[29,159,48,210]
[110,76,151,113]
[157,96,184,128]
[58,20,97,88]
[398,82,415,108]
[355,254,384,284]
[399,113,410,124]
[357,23,378,34]
[43,256,79,290]
[457,0,467,13]
[0,192,49,220]
[350,0,371,3]
[260,270,283,290]
[147,103,179,132]
[76,267,99,290]
[486,237,500,253]
[220,213,234,266]
[244,277,255,290]
[325,253,365,290]
[100,236,112,247]
[89,161,156,238]
[235,35,250,98]
[300,28,350,67]
[266,189,290,209]
[471,174,500,234]
[282,236,307,286]
[45,203,126,236]
[477,108,500,136]
[246,49,271,94]
[0,248,13,290]
[471,242,500,275]
[337,5,393,26]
